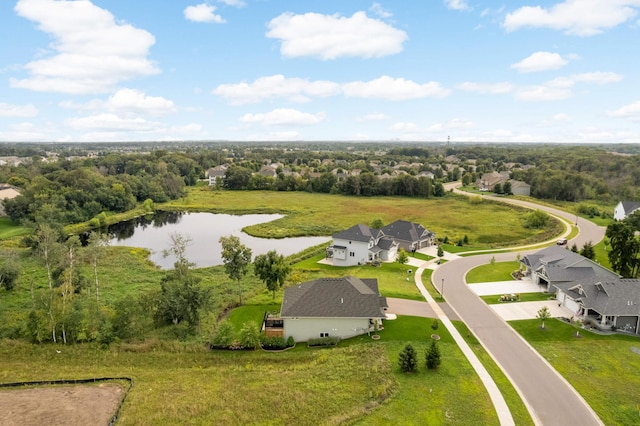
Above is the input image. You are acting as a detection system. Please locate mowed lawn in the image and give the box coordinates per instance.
[510,319,640,425]
[162,188,562,249]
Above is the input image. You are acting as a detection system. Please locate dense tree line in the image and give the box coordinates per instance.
[3,142,640,215]
[222,166,445,198]
[2,152,202,225]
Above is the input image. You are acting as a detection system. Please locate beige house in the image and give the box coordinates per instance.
[0,184,21,216]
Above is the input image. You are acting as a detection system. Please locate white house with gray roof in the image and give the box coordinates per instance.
[279,276,387,342]
[380,220,435,251]
[327,224,398,267]
[327,220,434,267]
[613,201,640,221]
[521,245,640,334]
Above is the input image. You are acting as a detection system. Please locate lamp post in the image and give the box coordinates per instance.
[441,278,445,300]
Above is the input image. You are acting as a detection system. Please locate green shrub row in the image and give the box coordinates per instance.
[307,336,340,347]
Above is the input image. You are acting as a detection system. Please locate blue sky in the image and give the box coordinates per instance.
[1,0,639,143]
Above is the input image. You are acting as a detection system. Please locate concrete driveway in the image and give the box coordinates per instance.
[490,300,573,321]
[468,279,541,296]
[385,297,436,318]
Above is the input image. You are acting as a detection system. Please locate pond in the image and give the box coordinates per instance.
[107,211,329,269]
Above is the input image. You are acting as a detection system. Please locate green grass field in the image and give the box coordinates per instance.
[0,189,628,425]
[0,217,28,240]
[161,188,562,249]
[510,319,640,425]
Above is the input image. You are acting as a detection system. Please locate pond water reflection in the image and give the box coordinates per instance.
[107,211,329,269]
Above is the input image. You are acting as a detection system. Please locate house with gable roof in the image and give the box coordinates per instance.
[327,224,398,267]
[613,201,640,221]
[521,245,640,334]
[277,276,388,342]
[327,220,435,266]
[380,220,436,252]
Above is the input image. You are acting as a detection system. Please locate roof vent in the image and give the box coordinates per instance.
[341,297,344,304]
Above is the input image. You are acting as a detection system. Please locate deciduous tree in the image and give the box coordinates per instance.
[219,235,252,305]
[606,221,640,278]
[254,250,291,299]
[537,306,551,329]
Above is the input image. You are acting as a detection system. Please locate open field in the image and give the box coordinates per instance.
[510,319,640,425]
[161,188,563,248]
[0,316,506,426]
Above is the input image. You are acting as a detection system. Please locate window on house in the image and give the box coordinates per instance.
[320,332,329,337]
[349,251,355,257]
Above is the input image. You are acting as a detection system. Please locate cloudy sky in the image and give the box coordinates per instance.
[1,0,639,143]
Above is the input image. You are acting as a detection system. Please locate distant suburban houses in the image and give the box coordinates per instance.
[326,220,435,267]
[477,171,531,196]
[521,245,640,334]
[613,201,640,221]
[0,184,21,216]
[265,276,388,342]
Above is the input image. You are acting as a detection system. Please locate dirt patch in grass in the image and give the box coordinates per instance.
[0,383,123,426]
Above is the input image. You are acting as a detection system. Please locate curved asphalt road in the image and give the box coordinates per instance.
[432,189,606,426]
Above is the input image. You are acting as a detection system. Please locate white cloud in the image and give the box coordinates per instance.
[539,112,572,126]
[370,2,393,18]
[515,85,572,101]
[60,89,176,116]
[184,3,225,23]
[12,0,159,94]
[214,75,448,103]
[0,122,50,142]
[357,113,390,122]
[445,0,471,11]
[516,71,622,101]
[213,75,340,105]
[0,102,38,117]
[240,109,326,126]
[390,122,419,132]
[456,81,514,94]
[66,113,161,132]
[64,113,203,141]
[427,118,474,131]
[552,113,572,122]
[343,76,450,100]
[503,0,640,36]
[608,100,640,121]
[511,51,568,73]
[217,0,245,7]
[266,11,407,59]
[244,131,301,141]
[571,71,624,84]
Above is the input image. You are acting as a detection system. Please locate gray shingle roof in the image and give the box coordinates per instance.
[524,245,618,282]
[621,201,640,215]
[281,276,386,318]
[380,220,432,243]
[333,224,380,242]
[554,278,640,316]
